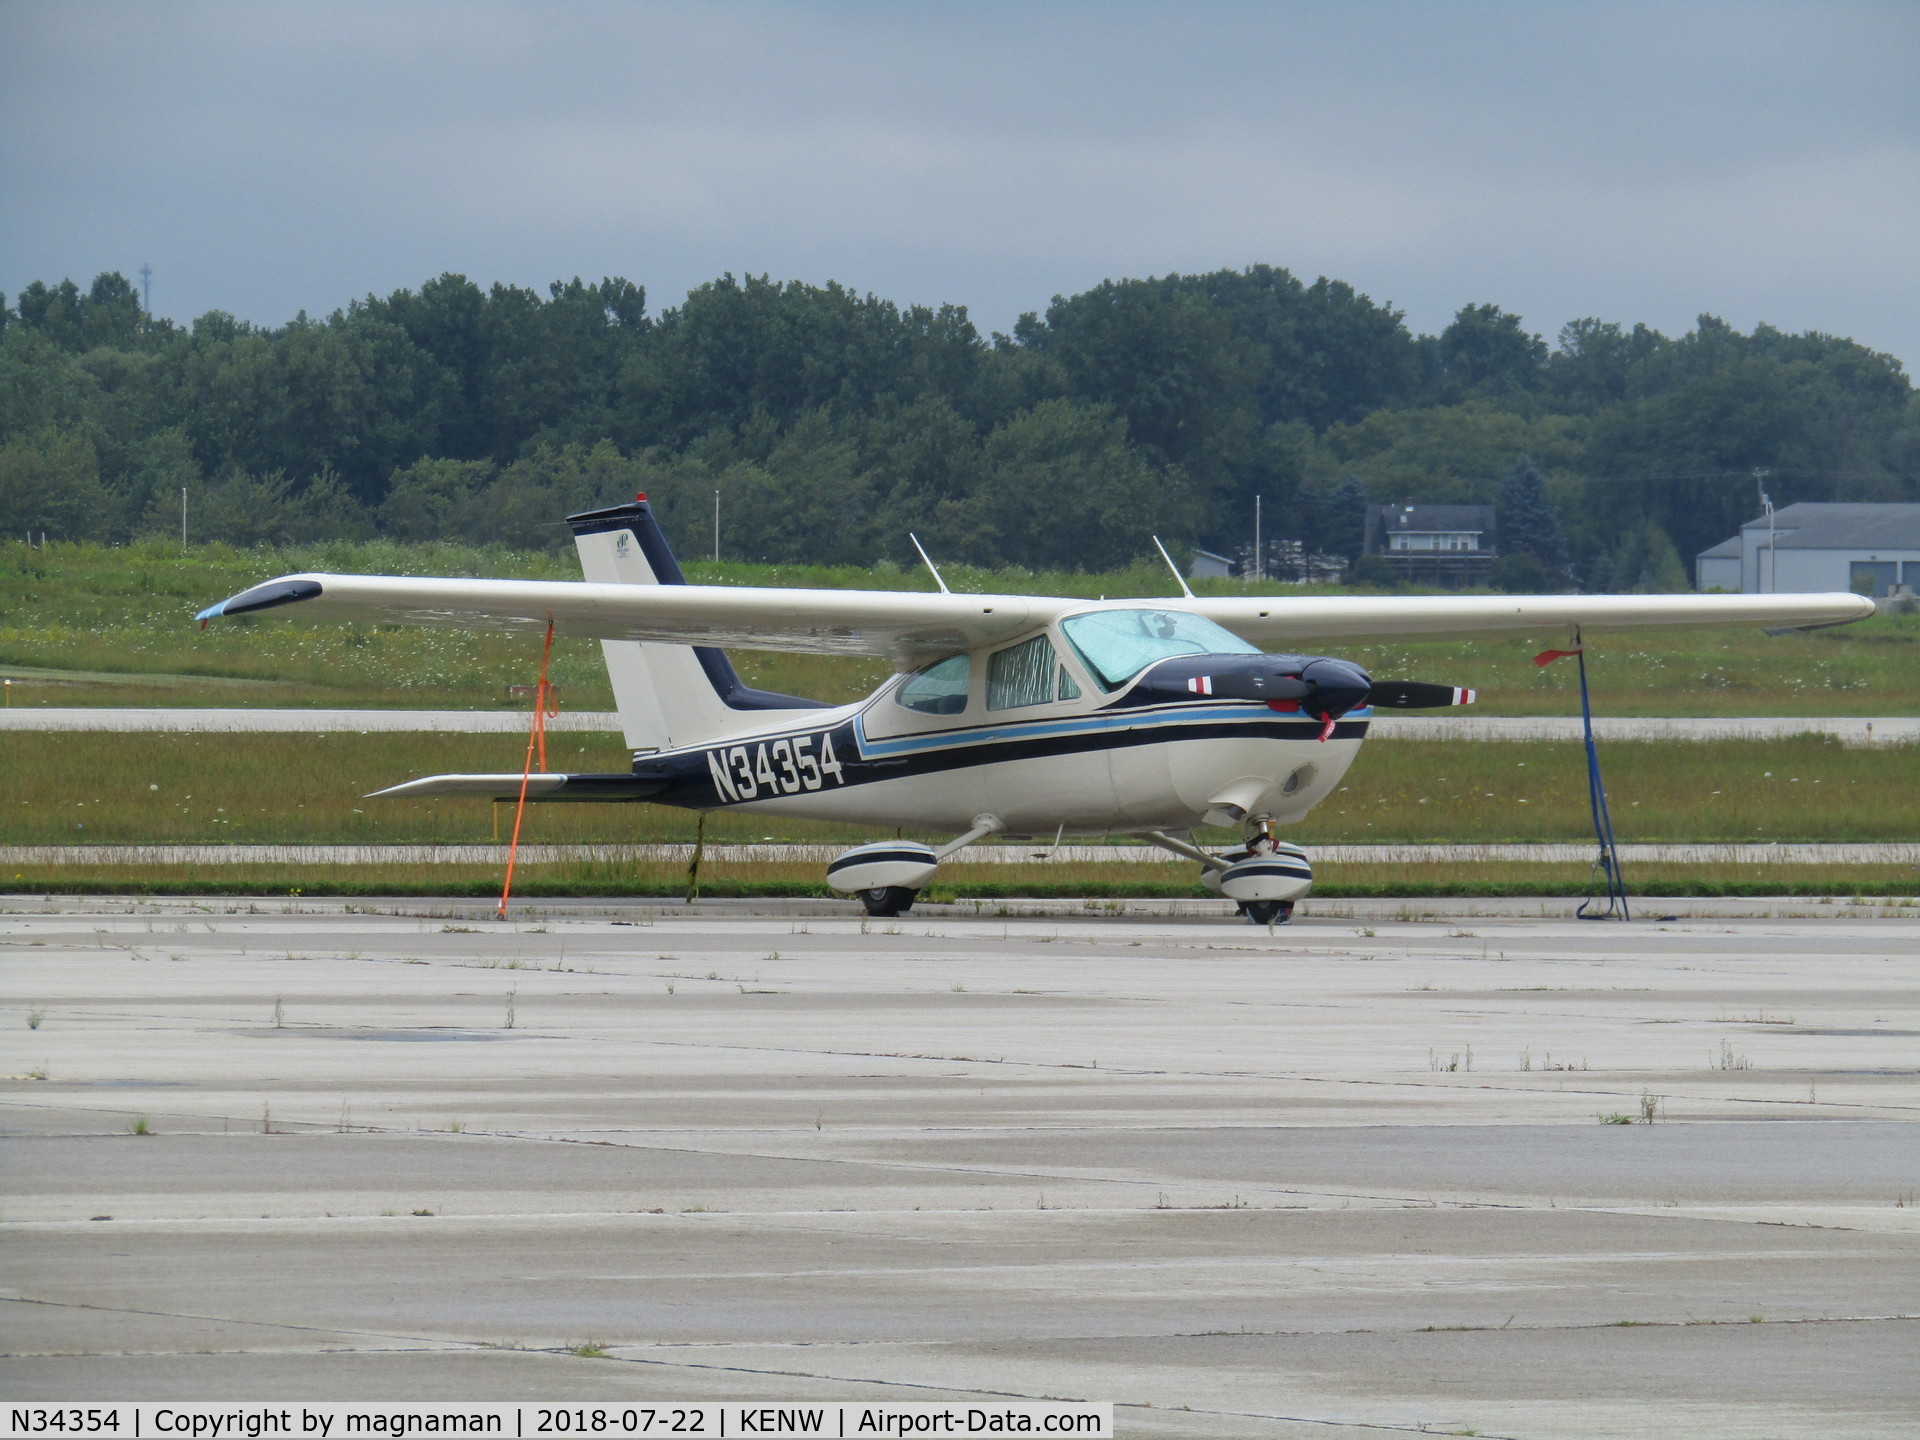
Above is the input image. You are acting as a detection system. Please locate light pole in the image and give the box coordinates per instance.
[713,489,720,563]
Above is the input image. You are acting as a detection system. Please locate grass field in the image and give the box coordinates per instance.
[5,538,1917,715]
[6,732,1913,846]
[3,859,1914,901]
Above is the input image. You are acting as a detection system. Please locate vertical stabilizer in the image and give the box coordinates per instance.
[567,498,827,752]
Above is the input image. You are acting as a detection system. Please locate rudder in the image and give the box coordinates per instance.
[567,497,826,753]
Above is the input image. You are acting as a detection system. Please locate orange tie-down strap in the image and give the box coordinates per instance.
[499,621,556,920]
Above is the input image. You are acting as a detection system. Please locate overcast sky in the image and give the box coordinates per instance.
[3,1,1916,367]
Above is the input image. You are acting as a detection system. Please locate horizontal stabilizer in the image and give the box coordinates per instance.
[368,772,666,802]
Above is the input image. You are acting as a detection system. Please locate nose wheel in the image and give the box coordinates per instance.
[1237,899,1294,926]
[859,885,918,918]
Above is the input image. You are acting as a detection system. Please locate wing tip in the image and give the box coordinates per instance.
[196,577,323,626]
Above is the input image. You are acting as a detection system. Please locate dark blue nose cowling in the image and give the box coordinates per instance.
[1120,653,1375,738]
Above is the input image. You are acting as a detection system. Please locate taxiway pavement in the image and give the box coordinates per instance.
[3,898,1917,1437]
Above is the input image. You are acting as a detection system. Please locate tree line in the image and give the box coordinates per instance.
[2,264,1914,587]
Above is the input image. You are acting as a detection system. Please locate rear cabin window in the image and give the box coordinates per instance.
[895,654,971,715]
[1059,609,1260,690]
[987,635,1068,711]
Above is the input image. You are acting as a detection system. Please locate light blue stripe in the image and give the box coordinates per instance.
[856,704,1373,758]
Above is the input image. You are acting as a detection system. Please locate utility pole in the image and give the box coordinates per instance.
[713,489,720,563]
[181,487,188,550]
[1253,495,1262,583]
[139,263,152,315]
[1754,469,1774,593]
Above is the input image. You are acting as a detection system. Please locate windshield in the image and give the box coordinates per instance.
[1059,609,1260,690]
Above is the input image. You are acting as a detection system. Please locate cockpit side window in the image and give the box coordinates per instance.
[1059,608,1261,690]
[895,654,971,715]
[987,635,1066,711]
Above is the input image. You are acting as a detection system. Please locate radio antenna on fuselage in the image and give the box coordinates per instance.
[908,533,950,595]
[1152,536,1196,599]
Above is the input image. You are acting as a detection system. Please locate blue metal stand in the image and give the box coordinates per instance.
[1574,639,1630,921]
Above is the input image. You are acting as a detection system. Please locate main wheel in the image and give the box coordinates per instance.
[859,885,917,918]
[1243,900,1293,926]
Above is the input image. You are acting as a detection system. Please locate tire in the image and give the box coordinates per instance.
[860,886,917,918]
[1244,900,1293,926]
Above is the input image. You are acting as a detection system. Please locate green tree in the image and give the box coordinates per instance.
[953,399,1185,571]
[0,429,111,538]
[1603,518,1688,593]
[1496,454,1568,571]
[1430,303,1547,399]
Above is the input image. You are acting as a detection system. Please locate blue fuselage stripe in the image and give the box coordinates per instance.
[857,703,1375,758]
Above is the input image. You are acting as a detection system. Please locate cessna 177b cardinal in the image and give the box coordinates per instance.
[198,497,1873,923]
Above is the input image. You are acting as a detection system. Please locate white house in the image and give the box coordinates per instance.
[1694,503,1920,596]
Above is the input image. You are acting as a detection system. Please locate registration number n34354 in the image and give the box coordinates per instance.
[706,732,844,802]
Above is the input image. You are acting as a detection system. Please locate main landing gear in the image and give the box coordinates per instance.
[828,815,1007,920]
[858,885,918,918]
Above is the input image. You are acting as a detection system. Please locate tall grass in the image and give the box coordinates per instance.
[4,538,1916,714]
[3,732,1912,846]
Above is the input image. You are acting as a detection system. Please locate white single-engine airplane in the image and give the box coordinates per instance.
[198,497,1873,922]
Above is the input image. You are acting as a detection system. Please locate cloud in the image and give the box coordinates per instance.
[3,0,1915,365]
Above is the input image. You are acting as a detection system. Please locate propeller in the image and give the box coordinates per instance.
[1146,656,1475,740]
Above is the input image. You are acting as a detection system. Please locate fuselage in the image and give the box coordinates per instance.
[624,608,1371,835]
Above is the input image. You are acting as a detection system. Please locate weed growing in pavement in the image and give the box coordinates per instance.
[271,995,284,1028]
[1712,1039,1753,1070]
[128,1114,151,1135]
[26,1008,45,1030]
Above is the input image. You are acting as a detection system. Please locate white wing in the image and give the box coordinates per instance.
[1183,591,1874,645]
[198,573,1046,661]
[199,573,1873,658]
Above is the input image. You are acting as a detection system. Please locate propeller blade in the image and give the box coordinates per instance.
[1367,681,1477,709]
